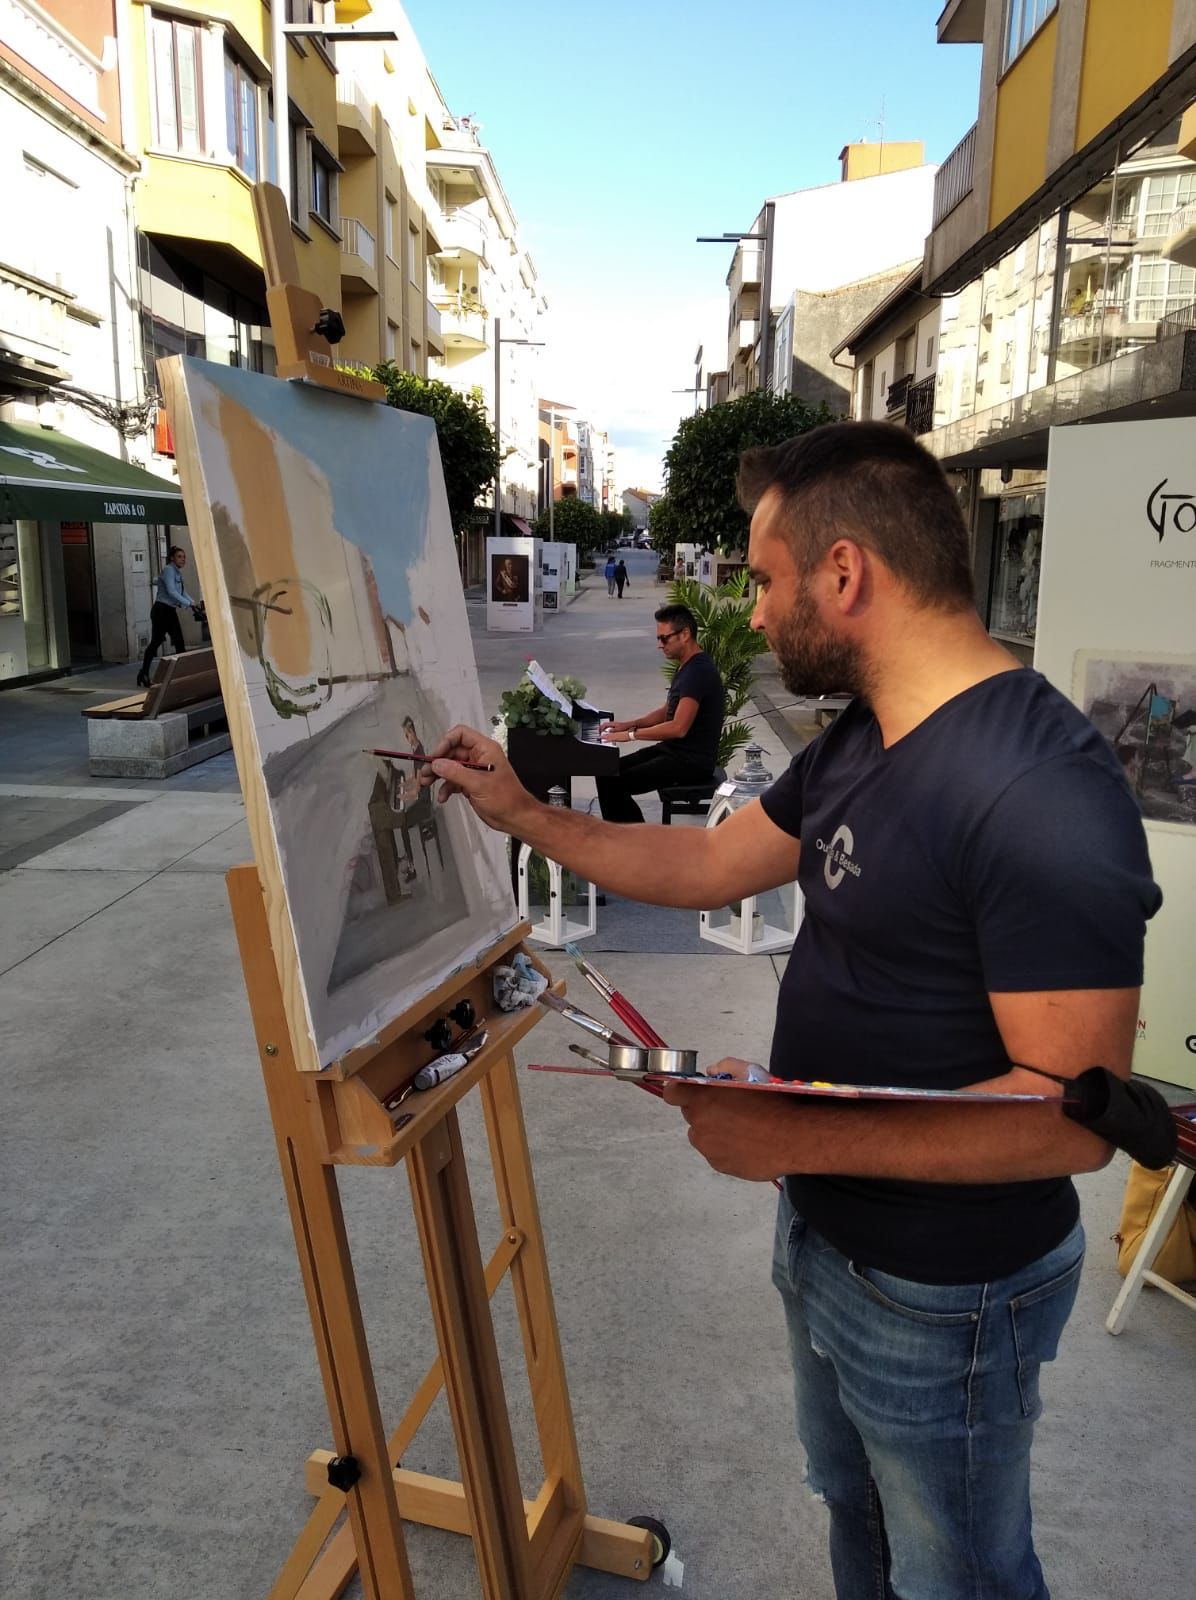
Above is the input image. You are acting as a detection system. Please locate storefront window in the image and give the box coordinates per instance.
[0,520,52,680]
[988,493,1044,645]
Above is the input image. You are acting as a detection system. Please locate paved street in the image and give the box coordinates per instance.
[1,549,1192,1599]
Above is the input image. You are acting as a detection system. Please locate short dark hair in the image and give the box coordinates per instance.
[654,603,697,639]
[168,545,185,559]
[737,421,974,609]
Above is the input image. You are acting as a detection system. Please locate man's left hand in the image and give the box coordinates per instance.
[661,1059,795,1181]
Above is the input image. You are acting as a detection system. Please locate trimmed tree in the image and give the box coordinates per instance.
[532,496,606,560]
[647,494,686,558]
[372,362,499,536]
[664,389,837,553]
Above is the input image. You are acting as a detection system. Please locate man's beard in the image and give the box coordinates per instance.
[770,581,868,699]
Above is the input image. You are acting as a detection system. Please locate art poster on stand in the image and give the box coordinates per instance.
[160,357,517,1070]
[1037,419,1196,1089]
[486,534,537,632]
[539,542,562,612]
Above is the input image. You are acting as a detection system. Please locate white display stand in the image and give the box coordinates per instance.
[540,543,563,613]
[516,842,598,948]
[1037,420,1196,1089]
[486,534,539,633]
[674,542,700,580]
[561,542,577,595]
[698,749,804,954]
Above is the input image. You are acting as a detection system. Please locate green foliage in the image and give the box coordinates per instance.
[663,389,838,553]
[647,495,685,557]
[602,508,634,543]
[499,668,587,737]
[664,569,769,767]
[372,363,499,536]
[531,496,606,557]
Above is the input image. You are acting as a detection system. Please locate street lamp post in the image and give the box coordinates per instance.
[697,199,775,393]
[493,316,544,540]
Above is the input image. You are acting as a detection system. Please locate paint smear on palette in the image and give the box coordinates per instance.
[165,357,515,1065]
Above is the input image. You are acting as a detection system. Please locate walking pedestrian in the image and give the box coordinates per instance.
[138,545,194,687]
[614,558,629,598]
[604,554,617,596]
[420,420,1160,1600]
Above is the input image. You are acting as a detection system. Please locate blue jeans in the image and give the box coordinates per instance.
[771,1189,1084,1600]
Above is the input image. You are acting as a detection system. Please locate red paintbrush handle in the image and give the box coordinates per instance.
[609,993,667,1049]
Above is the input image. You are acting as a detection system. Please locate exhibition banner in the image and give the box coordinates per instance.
[486,535,538,633]
[1037,420,1196,1088]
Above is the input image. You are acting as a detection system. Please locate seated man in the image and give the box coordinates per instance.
[596,603,726,822]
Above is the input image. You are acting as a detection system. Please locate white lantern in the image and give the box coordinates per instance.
[699,745,804,955]
[517,787,598,948]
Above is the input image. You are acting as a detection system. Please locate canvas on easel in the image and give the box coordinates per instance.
[159,357,516,1069]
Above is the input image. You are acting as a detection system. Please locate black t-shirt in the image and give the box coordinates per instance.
[666,651,725,770]
[759,668,1160,1285]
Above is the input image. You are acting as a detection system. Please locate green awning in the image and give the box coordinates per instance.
[0,421,187,524]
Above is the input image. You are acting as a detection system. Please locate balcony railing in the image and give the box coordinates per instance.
[335,73,372,122]
[886,373,913,414]
[341,218,376,269]
[1157,299,1196,338]
[933,123,976,229]
[905,374,936,435]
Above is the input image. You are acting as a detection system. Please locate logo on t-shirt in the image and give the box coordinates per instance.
[815,824,860,889]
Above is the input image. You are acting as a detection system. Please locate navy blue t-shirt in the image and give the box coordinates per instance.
[760,668,1160,1284]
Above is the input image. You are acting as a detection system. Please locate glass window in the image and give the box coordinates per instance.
[310,145,336,225]
[988,492,1044,643]
[150,13,203,153]
[224,50,259,180]
[1003,0,1057,70]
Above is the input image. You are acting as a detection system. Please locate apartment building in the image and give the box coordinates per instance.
[829,267,942,434]
[0,0,187,684]
[537,401,576,516]
[622,487,659,530]
[719,143,937,408]
[919,0,1196,660]
[426,96,546,537]
[575,419,611,509]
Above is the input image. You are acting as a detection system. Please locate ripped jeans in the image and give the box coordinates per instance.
[771,1189,1084,1600]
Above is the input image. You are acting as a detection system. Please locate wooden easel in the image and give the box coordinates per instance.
[164,184,658,1599]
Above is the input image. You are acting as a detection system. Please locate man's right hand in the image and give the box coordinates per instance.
[421,725,538,835]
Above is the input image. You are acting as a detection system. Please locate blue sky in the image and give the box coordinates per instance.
[405,0,983,490]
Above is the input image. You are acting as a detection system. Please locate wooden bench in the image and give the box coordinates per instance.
[83,648,231,777]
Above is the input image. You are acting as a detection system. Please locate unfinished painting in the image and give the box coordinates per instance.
[1076,650,1196,832]
[160,357,516,1066]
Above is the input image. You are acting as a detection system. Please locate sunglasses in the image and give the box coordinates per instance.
[656,630,683,645]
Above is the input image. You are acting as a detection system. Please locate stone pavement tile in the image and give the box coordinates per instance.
[0,867,153,976]
[18,792,245,872]
[165,816,253,873]
[0,795,141,870]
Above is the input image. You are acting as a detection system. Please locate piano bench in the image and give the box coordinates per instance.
[660,767,726,825]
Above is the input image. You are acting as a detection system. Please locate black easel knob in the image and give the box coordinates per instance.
[327,1455,361,1492]
[312,308,346,344]
[423,1017,453,1053]
[449,999,476,1029]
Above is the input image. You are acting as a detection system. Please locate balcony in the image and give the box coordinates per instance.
[728,242,763,303]
[336,75,375,157]
[433,289,489,350]
[733,318,758,355]
[1162,202,1196,269]
[435,206,491,263]
[425,300,445,357]
[905,374,936,435]
[886,373,913,416]
[1158,299,1196,339]
[933,124,976,229]
[340,219,378,295]
[936,0,985,44]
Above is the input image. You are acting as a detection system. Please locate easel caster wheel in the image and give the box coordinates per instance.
[627,1515,671,1568]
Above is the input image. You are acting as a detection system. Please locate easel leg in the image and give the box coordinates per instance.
[407,1109,533,1599]
[481,1055,586,1513]
[1106,1165,1195,1333]
[228,868,414,1600]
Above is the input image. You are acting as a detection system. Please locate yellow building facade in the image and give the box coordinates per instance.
[126,0,440,422]
[928,0,1196,292]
